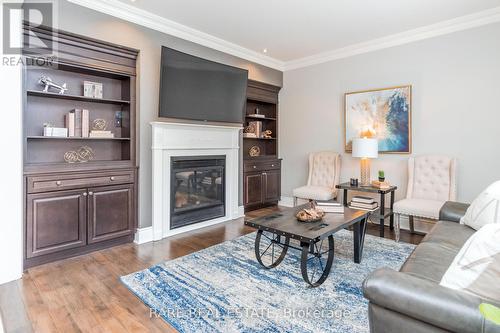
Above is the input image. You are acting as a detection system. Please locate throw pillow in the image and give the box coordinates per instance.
[440,223,500,301]
[460,180,500,230]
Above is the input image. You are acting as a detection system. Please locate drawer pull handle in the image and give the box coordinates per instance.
[271,164,275,167]
[56,181,62,186]
[110,176,115,181]
[88,192,94,196]
[253,166,257,169]
[82,192,88,197]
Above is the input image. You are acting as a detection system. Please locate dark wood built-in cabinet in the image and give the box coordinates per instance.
[87,184,134,244]
[243,80,282,211]
[26,189,87,258]
[244,160,281,209]
[22,24,139,268]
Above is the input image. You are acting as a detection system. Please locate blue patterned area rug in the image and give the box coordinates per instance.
[121,230,415,333]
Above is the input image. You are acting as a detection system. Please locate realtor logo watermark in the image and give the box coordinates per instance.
[2,1,56,66]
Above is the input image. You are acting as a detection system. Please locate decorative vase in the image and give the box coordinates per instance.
[379,177,385,182]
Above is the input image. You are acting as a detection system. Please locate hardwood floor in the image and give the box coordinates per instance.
[0,206,423,333]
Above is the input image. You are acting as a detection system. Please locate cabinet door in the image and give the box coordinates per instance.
[87,184,134,244]
[263,169,281,203]
[244,172,263,206]
[26,189,87,258]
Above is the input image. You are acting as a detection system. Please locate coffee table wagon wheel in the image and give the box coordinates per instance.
[300,236,334,287]
[254,230,290,269]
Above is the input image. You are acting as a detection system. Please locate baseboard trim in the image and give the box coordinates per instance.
[237,205,245,218]
[278,196,294,207]
[134,226,153,244]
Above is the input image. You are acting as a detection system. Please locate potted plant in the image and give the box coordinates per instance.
[378,170,385,182]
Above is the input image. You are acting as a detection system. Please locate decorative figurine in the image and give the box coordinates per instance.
[244,123,256,134]
[84,81,104,99]
[262,130,273,139]
[38,75,68,94]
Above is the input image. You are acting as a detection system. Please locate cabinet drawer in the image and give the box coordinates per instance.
[244,160,281,172]
[27,170,135,193]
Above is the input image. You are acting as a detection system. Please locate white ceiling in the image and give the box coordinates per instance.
[71,0,500,70]
[122,0,500,59]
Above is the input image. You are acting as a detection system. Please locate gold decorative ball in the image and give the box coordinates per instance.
[64,151,79,163]
[92,118,107,131]
[249,146,260,157]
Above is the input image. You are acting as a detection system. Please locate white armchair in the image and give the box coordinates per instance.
[393,155,457,239]
[292,152,341,206]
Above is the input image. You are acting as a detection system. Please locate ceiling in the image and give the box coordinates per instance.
[71,0,500,70]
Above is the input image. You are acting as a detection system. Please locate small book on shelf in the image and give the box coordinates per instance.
[349,201,379,211]
[316,200,342,207]
[82,109,89,138]
[315,200,343,213]
[89,130,114,138]
[65,111,75,137]
[321,206,345,213]
[74,109,82,137]
[351,196,375,204]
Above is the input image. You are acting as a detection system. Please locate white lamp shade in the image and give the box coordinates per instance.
[352,138,378,158]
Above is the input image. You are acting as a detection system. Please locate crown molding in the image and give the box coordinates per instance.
[284,6,500,71]
[67,1,500,73]
[66,0,286,70]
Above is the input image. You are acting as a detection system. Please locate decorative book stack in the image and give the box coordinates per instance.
[316,200,344,213]
[349,196,379,211]
[65,109,90,137]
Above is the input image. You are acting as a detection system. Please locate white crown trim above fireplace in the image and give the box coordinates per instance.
[151,121,242,241]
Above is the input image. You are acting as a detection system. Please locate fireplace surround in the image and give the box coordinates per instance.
[151,122,242,240]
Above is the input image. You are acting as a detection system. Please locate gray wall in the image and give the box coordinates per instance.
[56,1,282,228]
[280,22,500,204]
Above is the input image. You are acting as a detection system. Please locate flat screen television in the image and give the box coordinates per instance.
[159,46,248,123]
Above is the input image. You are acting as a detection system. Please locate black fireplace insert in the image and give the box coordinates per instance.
[170,155,225,229]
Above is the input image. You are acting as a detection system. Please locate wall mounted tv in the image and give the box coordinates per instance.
[159,46,248,124]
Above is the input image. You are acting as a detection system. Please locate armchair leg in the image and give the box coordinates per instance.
[293,197,298,207]
[395,214,401,242]
[409,215,415,233]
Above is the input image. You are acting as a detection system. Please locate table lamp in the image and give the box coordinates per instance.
[352,138,378,186]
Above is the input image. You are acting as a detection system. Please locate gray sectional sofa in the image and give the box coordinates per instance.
[363,201,500,333]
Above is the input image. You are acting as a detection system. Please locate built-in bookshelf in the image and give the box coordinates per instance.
[22,23,139,268]
[243,81,280,159]
[243,80,282,212]
[23,60,135,170]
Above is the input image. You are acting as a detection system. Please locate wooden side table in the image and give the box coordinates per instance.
[336,182,398,238]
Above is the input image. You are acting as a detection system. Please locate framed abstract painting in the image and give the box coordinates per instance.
[344,85,412,154]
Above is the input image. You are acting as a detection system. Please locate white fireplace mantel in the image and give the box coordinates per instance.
[151,121,243,241]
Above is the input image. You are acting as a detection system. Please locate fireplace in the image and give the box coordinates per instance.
[151,122,241,241]
[170,156,226,229]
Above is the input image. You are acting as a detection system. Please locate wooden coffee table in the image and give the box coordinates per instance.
[244,206,370,287]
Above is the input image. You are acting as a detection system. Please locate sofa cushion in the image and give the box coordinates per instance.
[460,180,500,230]
[440,223,500,302]
[393,198,445,219]
[400,221,475,283]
